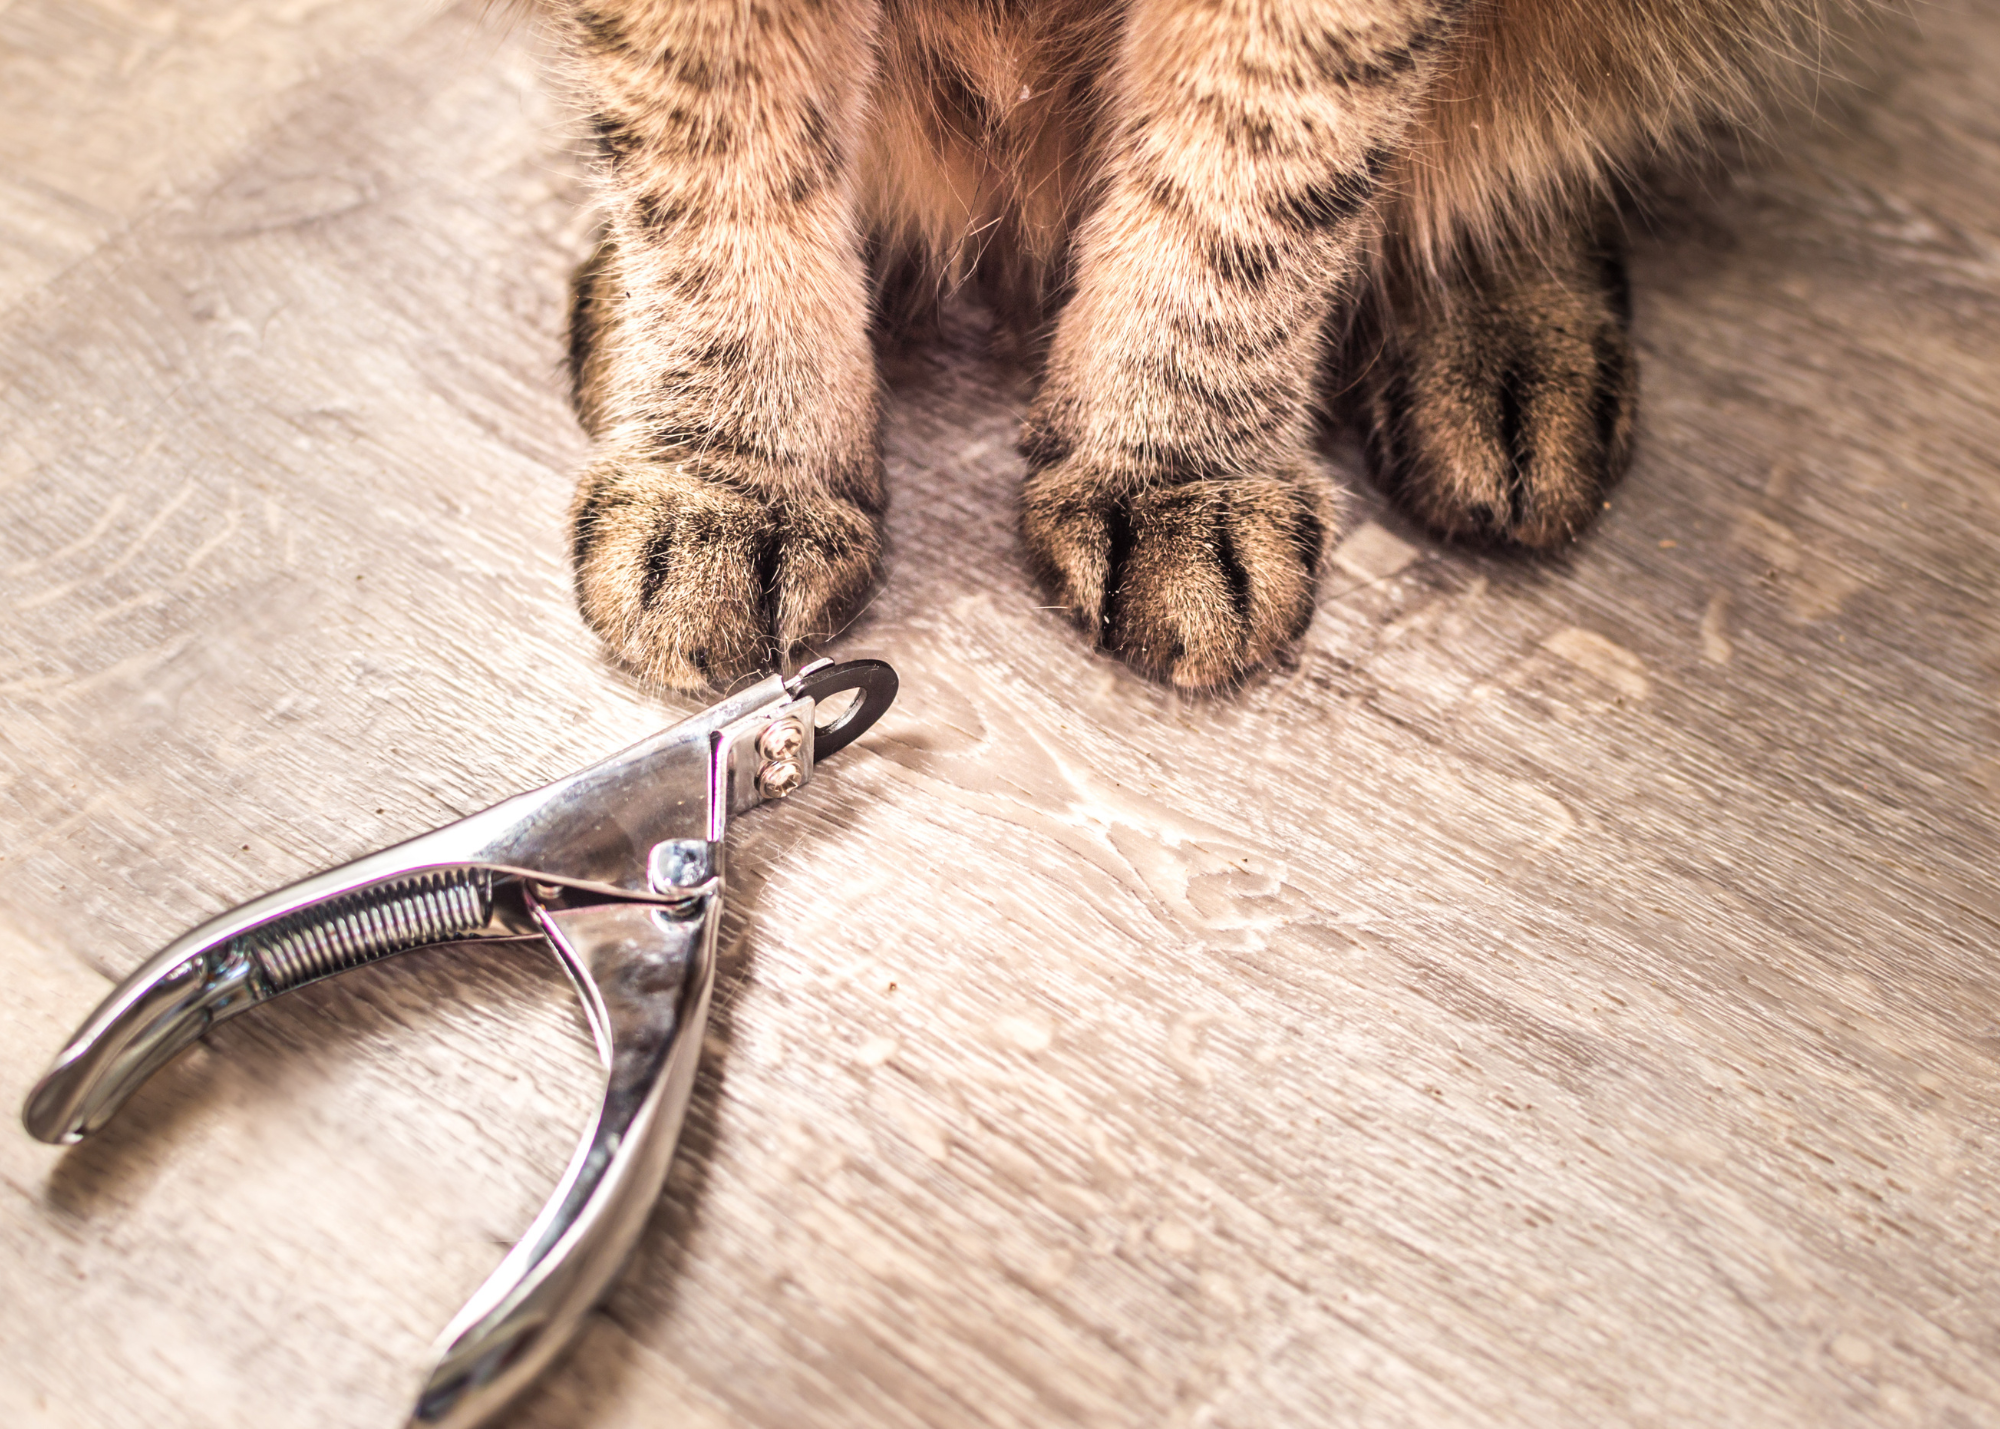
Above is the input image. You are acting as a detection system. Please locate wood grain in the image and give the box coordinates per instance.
[3,2,1997,1426]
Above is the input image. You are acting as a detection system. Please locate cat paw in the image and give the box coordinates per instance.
[570,454,882,690]
[1020,464,1331,689]
[1351,236,1637,549]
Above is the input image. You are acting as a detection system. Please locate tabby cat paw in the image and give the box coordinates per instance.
[1020,463,1331,689]
[1352,236,1637,548]
[570,455,882,690]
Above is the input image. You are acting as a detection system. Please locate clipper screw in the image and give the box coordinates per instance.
[758,759,803,799]
[758,718,805,761]
[756,717,807,799]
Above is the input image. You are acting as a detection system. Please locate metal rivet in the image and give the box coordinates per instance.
[757,717,805,762]
[757,759,803,799]
[649,839,712,890]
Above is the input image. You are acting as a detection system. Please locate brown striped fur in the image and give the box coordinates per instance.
[556,0,1848,689]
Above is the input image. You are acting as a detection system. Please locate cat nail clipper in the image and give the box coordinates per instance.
[21,657,899,1429]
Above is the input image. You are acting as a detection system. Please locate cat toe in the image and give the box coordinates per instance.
[571,456,881,690]
[1022,464,1332,689]
[764,489,883,654]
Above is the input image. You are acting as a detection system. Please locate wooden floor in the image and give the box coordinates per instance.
[4,3,1998,1426]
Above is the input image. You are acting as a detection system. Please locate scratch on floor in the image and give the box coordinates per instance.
[1701,592,1735,665]
[5,492,128,578]
[1731,509,1865,622]
[1542,627,1652,701]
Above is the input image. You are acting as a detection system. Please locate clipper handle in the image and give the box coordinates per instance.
[412,886,719,1429]
[23,942,260,1144]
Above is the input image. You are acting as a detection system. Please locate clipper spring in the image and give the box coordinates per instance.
[239,868,496,991]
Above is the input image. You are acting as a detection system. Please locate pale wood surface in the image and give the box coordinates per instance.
[3,3,1998,1426]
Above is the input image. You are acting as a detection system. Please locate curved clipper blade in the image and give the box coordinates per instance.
[411,878,720,1428]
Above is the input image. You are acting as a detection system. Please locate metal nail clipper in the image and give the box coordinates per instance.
[22,657,898,1429]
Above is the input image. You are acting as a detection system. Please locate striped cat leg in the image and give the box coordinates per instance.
[1021,0,1466,688]
[563,0,885,690]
